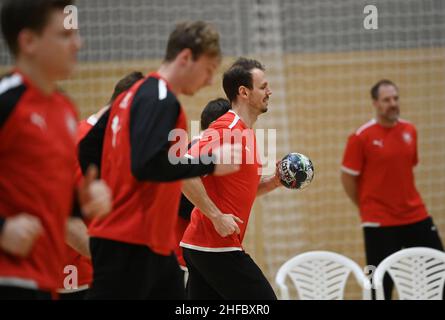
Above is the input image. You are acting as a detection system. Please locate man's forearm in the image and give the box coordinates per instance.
[66,217,91,258]
[341,172,359,207]
[257,175,282,197]
[182,178,221,220]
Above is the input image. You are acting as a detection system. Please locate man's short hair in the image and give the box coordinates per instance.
[164,21,221,62]
[109,71,144,104]
[222,57,265,103]
[370,79,398,100]
[200,98,231,130]
[1,0,74,56]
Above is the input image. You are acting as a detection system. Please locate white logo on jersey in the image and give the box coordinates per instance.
[158,80,167,100]
[30,112,47,131]
[402,132,412,144]
[111,115,121,147]
[372,139,383,148]
[66,114,77,138]
[119,92,133,109]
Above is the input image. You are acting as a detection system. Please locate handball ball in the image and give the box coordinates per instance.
[278,153,314,190]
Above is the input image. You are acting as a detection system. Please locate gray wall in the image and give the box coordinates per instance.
[1,0,444,65]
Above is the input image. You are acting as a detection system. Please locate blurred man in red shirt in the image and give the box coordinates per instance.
[341,79,444,299]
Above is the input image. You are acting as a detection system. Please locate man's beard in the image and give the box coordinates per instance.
[385,108,399,121]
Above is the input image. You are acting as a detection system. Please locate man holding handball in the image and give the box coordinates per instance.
[181,57,314,299]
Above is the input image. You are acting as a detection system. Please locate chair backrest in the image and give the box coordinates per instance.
[373,247,445,300]
[275,251,371,300]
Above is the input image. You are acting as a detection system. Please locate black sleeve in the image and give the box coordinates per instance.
[130,80,215,182]
[78,109,110,176]
[71,196,83,218]
[178,194,194,221]
[136,148,215,181]
[0,76,26,129]
[0,217,5,233]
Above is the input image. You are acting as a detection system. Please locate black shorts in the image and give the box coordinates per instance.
[0,286,51,300]
[86,237,185,300]
[58,289,89,300]
[363,216,444,299]
[183,248,277,300]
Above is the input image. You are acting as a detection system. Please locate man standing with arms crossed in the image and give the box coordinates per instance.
[341,79,444,299]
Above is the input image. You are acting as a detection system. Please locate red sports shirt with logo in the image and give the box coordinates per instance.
[88,73,205,256]
[341,119,428,227]
[181,111,262,252]
[0,70,78,291]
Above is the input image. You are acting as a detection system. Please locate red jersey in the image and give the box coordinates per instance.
[341,119,428,227]
[181,111,261,252]
[88,73,188,256]
[0,71,78,291]
[58,116,97,291]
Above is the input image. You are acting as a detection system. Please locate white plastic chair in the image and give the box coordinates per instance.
[275,251,371,300]
[373,247,445,300]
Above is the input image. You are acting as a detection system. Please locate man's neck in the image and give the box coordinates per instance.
[157,62,182,97]
[377,116,398,128]
[231,103,258,128]
[16,59,56,96]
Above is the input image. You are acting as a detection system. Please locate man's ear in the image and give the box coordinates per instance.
[17,29,38,56]
[238,86,249,100]
[176,48,193,66]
